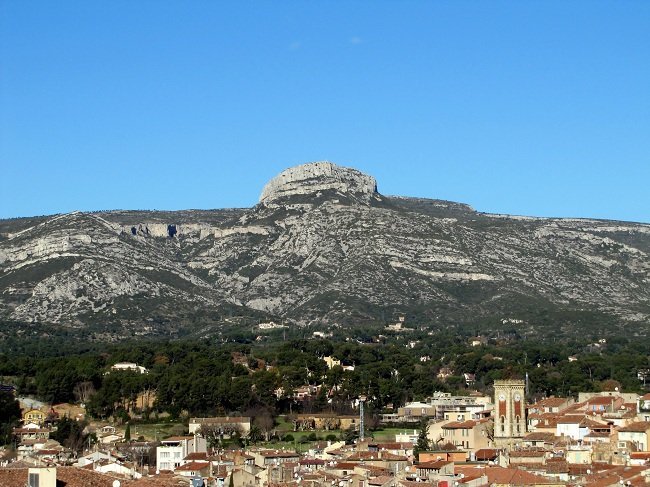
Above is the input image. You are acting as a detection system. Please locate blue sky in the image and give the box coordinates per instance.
[1,1,649,222]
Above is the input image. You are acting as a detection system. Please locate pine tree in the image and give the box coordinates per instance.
[124,423,131,442]
[229,472,235,487]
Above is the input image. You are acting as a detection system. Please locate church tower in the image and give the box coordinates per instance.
[493,379,526,446]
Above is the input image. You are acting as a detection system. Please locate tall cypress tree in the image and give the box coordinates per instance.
[413,419,430,463]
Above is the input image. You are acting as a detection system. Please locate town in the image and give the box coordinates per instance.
[1,351,650,487]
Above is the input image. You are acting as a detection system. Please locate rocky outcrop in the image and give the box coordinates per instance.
[1,162,649,336]
[259,161,378,204]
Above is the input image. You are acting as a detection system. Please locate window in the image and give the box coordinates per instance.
[28,473,39,487]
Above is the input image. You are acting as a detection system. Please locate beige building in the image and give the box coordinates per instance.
[188,416,251,436]
[293,413,358,431]
[439,419,492,450]
[27,467,57,487]
[397,401,435,422]
[252,449,300,467]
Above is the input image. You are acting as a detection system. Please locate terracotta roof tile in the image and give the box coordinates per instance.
[618,421,650,432]
[174,461,210,471]
[367,475,394,485]
[416,460,452,469]
[474,448,500,460]
[454,465,559,485]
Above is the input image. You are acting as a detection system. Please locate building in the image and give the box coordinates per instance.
[323,356,341,369]
[397,402,435,422]
[437,419,492,450]
[292,413,358,431]
[156,435,207,472]
[252,450,300,467]
[493,379,526,446]
[427,391,491,421]
[22,409,47,425]
[616,421,650,452]
[109,362,148,374]
[527,397,573,415]
[13,424,51,443]
[638,393,650,422]
[27,467,56,487]
[556,415,604,441]
[188,416,251,437]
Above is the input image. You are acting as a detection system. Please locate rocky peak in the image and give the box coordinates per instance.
[259,161,378,204]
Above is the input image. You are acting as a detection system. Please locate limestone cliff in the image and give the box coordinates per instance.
[1,162,649,339]
[259,161,378,204]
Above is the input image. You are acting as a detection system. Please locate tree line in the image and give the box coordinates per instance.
[0,328,648,426]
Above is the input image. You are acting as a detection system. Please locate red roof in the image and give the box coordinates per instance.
[416,460,452,469]
[523,432,556,441]
[556,414,587,424]
[455,465,559,485]
[174,461,210,471]
[474,448,500,461]
[630,452,650,460]
[531,397,569,408]
[509,450,546,458]
[579,465,647,487]
[184,451,208,461]
[587,396,619,405]
[367,475,393,486]
[0,467,188,487]
[617,421,650,433]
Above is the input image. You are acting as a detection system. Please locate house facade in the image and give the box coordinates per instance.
[156,435,207,472]
[617,421,650,452]
[438,419,492,450]
[22,409,47,425]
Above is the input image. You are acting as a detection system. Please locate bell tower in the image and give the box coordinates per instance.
[493,379,526,446]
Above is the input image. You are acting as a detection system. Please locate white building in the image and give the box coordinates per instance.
[617,422,650,452]
[395,430,419,444]
[76,451,122,467]
[428,391,491,420]
[156,435,207,472]
[556,416,603,441]
[109,362,148,374]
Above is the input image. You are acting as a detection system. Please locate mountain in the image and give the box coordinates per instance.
[1,161,649,340]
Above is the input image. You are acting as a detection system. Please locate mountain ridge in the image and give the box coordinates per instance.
[1,162,649,340]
